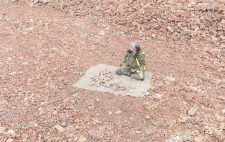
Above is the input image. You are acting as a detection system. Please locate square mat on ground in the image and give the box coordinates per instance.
[73,64,153,97]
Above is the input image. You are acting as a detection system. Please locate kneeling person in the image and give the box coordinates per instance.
[116,42,146,81]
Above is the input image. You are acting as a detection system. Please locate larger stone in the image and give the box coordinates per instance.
[54,124,65,133]
[188,108,198,116]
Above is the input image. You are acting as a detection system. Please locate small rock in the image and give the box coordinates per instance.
[0,100,8,105]
[6,139,14,142]
[151,120,163,127]
[37,0,50,5]
[179,116,189,123]
[34,122,38,127]
[51,137,60,141]
[114,110,122,114]
[222,109,225,115]
[204,126,214,135]
[73,135,78,141]
[54,124,65,133]
[188,108,198,116]
[77,135,87,142]
[145,127,154,135]
[6,130,16,138]
[191,2,196,6]
[0,127,5,133]
[29,132,37,142]
[185,93,194,102]
[165,135,182,142]
[92,119,103,124]
[218,96,225,101]
[213,129,225,141]
[61,122,67,127]
[167,26,174,33]
[145,116,150,119]
[151,34,156,38]
[190,86,203,93]
[216,115,224,123]
[65,125,76,137]
[220,123,225,130]
[153,93,163,99]
[203,135,215,142]
[99,30,105,36]
[165,76,176,82]
[88,130,104,139]
[21,133,29,142]
[0,136,7,142]
[211,36,218,43]
[117,31,125,35]
[73,93,79,97]
[193,135,204,142]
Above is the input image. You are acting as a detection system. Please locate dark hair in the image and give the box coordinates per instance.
[127,46,141,59]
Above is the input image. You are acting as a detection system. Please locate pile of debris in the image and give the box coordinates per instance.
[12,0,225,45]
[90,69,131,91]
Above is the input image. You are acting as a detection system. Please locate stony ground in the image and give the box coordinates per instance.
[0,1,224,142]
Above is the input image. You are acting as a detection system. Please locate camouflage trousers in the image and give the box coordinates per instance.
[116,65,144,81]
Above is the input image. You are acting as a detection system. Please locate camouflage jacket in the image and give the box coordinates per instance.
[124,50,145,72]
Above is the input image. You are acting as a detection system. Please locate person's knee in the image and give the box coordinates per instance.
[116,68,123,75]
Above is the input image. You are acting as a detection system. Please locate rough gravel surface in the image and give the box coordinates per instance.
[0,1,224,142]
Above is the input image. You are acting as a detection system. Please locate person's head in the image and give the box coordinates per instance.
[128,42,141,58]
[129,42,140,52]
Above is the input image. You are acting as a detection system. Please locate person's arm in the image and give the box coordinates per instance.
[123,53,128,63]
[137,53,145,71]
